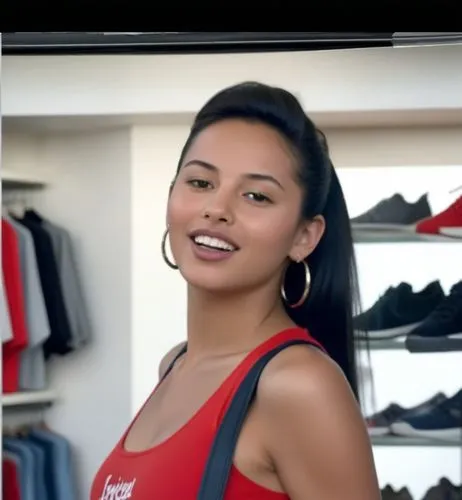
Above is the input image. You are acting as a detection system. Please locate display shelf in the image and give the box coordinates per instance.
[407,336,462,353]
[2,390,57,408]
[353,229,461,244]
[1,170,47,189]
[358,338,406,351]
[358,337,462,352]
[371,435,461,447]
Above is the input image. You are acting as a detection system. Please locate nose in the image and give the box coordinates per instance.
[202,191,234,224]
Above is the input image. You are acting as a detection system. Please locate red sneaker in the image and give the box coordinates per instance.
[416,195,462,239]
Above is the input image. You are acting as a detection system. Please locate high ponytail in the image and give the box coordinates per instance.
[175,81,361,398]
[285,164,360,398]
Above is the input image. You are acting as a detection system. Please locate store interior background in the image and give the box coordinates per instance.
[2,45,462,499]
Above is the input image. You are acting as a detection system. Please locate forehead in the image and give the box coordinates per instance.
[183,119,297,176]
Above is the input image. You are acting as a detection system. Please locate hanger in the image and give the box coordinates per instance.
[2,189,27,218]
[2,425,28,438]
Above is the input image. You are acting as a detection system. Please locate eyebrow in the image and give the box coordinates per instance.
[183,159,285,191]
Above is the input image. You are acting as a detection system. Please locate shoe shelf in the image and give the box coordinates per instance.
[353,229,460,244]
[358,338,462,352]
[351,192,462,244]
[371,435,461,447]
[359,338,406,351]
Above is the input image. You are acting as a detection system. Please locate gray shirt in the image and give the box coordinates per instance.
[1,271,14,343]
[43,220,92,349]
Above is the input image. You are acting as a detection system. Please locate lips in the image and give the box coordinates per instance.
[189,229,239,252]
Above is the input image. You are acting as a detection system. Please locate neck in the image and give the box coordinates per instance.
[185,282,294,361]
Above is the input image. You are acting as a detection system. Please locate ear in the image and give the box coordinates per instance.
[289,215,325,261]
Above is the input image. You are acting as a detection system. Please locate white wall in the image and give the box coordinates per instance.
[326,126,462,167]
[3,45,462,123]
[2,45,462,499]
[130,125,189,408]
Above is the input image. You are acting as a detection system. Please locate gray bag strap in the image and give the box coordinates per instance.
[197,339,314,499]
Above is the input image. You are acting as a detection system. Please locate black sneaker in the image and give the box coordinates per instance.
[366,403,408,436]
[391,389,462,442]
[366,392,446,436]
[354,281,446,340]
[422,478,462,500]
[381,485,414,500]
[406,280,462,352]
[380,485,397,500]
[351,192,432,230]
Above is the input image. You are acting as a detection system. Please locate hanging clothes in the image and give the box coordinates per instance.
[1,218,29,393]
[43,219,92,349]
[15,209,73,358]
[4,214,51,391]
[2,426,77,500]
[2,452,21,500]
[1,206,92,394]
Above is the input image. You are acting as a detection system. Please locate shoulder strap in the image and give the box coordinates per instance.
[197,339,316,500]
[160,343,188,383]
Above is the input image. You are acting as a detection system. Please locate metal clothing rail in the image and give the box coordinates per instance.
[3,32,462,55]
[1,32,393,55]
[392,32,462,47]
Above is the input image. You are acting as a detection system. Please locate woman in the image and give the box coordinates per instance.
[91,82,380,499]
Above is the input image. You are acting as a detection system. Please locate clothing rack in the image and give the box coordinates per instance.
[2,416,78,500]
[2,173,92,396]
[2,171,88,499]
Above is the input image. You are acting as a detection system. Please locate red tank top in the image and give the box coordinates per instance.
[90,327,323,500]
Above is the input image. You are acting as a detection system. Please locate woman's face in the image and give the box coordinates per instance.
[167,119,323,293]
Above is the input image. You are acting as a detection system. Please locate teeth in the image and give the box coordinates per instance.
[194,235,236,251]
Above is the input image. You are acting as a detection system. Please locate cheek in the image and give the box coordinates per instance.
[166,189,196,228]
[245,210,297,253]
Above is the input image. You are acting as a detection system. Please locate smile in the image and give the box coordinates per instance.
[192,234,237,252]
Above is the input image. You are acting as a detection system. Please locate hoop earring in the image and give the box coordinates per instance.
[281,259,311,308]
[161,228,178,270]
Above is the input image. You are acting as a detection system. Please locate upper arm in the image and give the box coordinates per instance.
[158,341,187,380]
[257,346,380,500]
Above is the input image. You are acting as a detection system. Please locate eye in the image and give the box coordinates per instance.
[187,179,212,189]
[245,192,272,204]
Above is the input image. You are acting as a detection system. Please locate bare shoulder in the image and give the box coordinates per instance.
[255,344,380,500]
[257,343,356,407]
[158,341,187,379]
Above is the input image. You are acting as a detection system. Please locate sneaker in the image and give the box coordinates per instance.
[354,281,446,340]
[390,389,462,442]
[394,487,413,500]
[381,485,397,500]
[415,194,462,239]
[366,403,408,436]
[405,280,462,353]
[381,485,414,500]
[351,193,432,230]
[422,477,461,500]
[366,393,446,436]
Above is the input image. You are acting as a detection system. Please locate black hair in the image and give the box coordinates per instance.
[175,82,361,399]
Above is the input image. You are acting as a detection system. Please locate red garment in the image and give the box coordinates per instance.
[91,327,323,499]
[3,458,21,500]
[2,218,29,393]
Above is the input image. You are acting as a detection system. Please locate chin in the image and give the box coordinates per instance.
[179,265,243,294]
